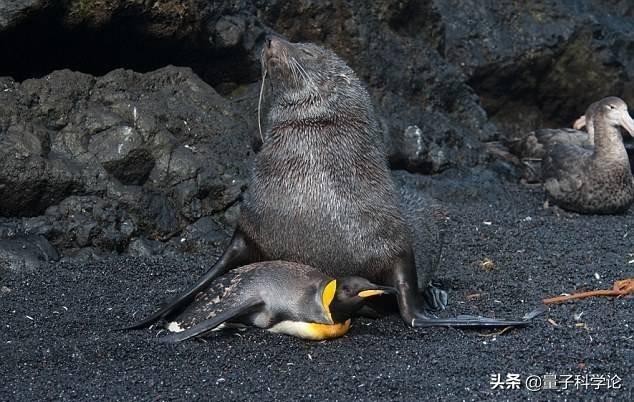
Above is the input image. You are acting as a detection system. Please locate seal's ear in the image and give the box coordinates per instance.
[337,73,352,85]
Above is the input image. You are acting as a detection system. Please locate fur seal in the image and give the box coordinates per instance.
[543,97,634,214]
[160,261,396,342]
[129,37,533,329]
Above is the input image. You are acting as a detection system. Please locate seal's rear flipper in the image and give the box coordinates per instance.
[412,306,546,328]
[123,230,256,330]
[160,298,264,343]
[420,284,448,312]
[413,315,529,328]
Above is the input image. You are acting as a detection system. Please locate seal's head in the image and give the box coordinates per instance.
[260,36,367,120]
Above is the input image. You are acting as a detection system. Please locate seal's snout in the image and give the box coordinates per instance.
[262,36,289,66]
[265,36,283,50]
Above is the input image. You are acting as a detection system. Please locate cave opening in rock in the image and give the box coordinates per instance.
[467,29,629,138]
[0,10,259,94]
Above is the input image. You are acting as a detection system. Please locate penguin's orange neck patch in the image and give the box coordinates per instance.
[306,319,351,340]
[268,319,351,340]
[322,279,337,323]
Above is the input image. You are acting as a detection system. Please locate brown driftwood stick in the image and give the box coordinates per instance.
[543,278,634,305]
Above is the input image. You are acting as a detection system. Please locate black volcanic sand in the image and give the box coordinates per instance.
[1,170,632,401]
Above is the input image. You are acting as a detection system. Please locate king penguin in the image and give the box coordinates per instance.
[132,261,396,342]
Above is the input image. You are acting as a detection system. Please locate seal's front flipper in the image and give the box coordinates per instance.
[123,230,258,330]
[161,298,264,343]
[411,306,546,328]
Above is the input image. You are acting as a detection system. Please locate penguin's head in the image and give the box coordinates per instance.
[327,277,397,323]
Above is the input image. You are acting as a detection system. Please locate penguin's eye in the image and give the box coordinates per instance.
[302,49,314,57]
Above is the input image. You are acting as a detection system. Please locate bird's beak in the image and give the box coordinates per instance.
[619,110,634,137]
[573,115,586,130]
[357,285,398,298]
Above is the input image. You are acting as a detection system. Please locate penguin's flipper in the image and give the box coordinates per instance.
[160,297,264,343]
[123,230,256,330]
[412,306,546,328]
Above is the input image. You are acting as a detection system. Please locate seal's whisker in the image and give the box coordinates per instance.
[289,58,303,87]
[258,68,267,144]
[280,51,294,85]
[259,46,266,72]
[294,59,320,101]
[294,60,320,102]
[294,60,310,81]
[290,58,307,84]
[293,58,314,88]
[289,63,300,87]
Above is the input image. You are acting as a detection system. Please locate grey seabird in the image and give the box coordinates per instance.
[507,102,602,182]
[542,97,634,214]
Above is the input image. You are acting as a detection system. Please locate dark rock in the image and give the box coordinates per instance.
[387,112,485,174]
[128,237,165,258]
[59,247,115,264]
[178,216,230,252]
[43,195,136,251]
[0,65,251,258]
[438,0,634,138]
[87,124,154,185]
[2,0,631,152]
[0,0,48,30]
[0,235,59,273]
[0,0,633,259]
[212,15,247,49]
[0,121,83,216]
[393,166,515,207]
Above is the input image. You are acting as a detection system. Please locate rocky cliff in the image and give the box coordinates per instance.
[1,0,632,268]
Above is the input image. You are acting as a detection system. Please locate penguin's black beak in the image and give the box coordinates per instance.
[357,285,398,298]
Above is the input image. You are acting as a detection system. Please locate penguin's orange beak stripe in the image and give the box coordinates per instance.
[357,289,388,298]
[322,279,337,323]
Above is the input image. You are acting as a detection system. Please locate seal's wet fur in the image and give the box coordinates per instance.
[242,38,411,283]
